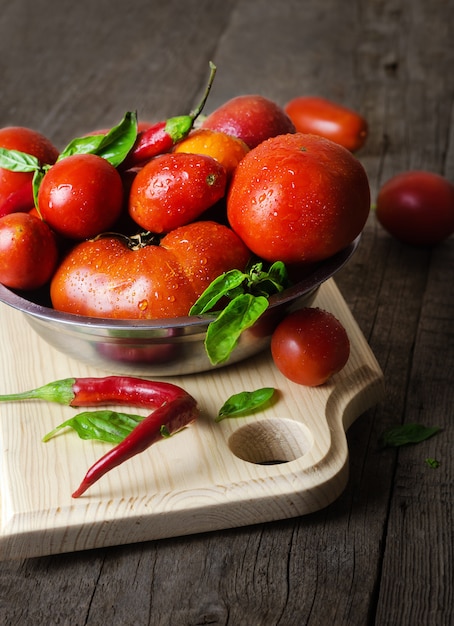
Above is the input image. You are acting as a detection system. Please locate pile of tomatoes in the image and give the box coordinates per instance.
[0,85,452,386]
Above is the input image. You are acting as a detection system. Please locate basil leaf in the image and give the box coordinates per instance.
[204,293,269,365]
[42,410,145,444]
[425,457,440,469]
[95,111,138,167]
[216,387,276,421]
[0,147,41,172]
[58,111,138,167]
[58,135,106,159]
[379,423,441,448]
[32,167,49,211]
[189,269,247,315]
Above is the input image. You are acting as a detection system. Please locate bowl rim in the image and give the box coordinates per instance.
[0,236,360,330]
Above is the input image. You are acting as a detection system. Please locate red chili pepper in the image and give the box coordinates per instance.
[123,62,217,169]
[71,392,197,498]
[0,375,199,497]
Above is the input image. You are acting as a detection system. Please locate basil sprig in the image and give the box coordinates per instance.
[190,261,290,365]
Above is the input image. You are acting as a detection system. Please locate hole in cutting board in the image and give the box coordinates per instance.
[228,418,313,465]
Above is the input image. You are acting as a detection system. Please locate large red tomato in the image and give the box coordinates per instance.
[227,133,371,264]
[0,126,59,217]
[38,153,124,240]
[50,221,250,319]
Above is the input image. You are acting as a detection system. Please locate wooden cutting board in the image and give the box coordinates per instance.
[0,279,384,560]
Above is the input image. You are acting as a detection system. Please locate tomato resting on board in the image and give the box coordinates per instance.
[271,307,350,386]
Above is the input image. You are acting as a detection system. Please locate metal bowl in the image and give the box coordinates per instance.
[0,237,359,376]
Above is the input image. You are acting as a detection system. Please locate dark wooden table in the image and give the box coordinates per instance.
[0,1,452,624]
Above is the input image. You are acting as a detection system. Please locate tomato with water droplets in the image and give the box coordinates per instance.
[50,221,250,319]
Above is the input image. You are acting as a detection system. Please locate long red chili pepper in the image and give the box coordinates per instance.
[71,392,197,498]
[0,376,199,497]
[122,61,217,169]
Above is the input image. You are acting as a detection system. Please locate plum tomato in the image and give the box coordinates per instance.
[50,221,250,319]
[0,212,59,290]
[38,153,124,240]
[200,94,296,149]
[284,96,368,152]
[227,133,371,264]
[375,170,454,246]
[0,126,59,217]
[271,307,350,386]
[128,152,227,233]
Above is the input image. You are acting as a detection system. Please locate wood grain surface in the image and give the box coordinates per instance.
[0,280,384,560]
[0,0,453,624]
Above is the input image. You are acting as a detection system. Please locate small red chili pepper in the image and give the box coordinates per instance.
[122,61,217,169]
[0,376,199,497]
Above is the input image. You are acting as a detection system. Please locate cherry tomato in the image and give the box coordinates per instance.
[50,221,250,319]
[227,133,370,264]
[271,307,350,386]
[0,126,59,217]
[375,170,454,245]
[128,152,227,233]
[0,212,59,290]
[38,153,124,240]
[284,96,368,152]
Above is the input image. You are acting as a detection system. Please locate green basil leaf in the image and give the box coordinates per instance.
[425,457,440,469]
[189,269,247,315]
[42,410,145,444]
[216,387,276,421]
[0,147,41,172]
[204,293,269,364]
[58,134,106,159]
[95,110,138,167]
[58,111,138,167]
[32,167,49,211]
[379,423,441,448]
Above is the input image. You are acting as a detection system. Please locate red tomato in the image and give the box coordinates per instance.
[38,153,124,240]
[128,152,227,233]
[284,96,368,152]
[50,221,250,319]
[227,133,370,264]
[375,170,454,245]
[0,126,59,217]
[0,212,59,290]
[271,307,350,386]
[201,94,296,149]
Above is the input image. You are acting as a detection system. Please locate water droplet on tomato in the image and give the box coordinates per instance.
[138,299,148,311]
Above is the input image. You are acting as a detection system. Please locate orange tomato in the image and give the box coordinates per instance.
[284,96,368,152]
[174,128,249,178]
